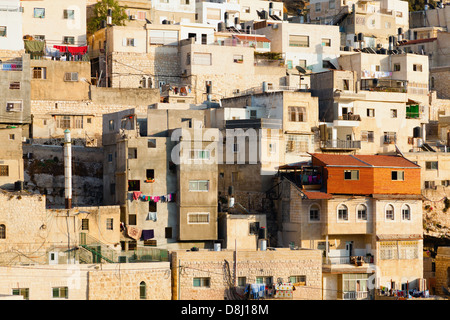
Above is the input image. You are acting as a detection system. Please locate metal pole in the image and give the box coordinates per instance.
[64,129,72,209]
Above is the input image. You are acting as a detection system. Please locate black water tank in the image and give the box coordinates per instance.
[14,181,23,191]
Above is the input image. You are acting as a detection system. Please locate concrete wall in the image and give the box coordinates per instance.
[30,59,91,100]
[0,0,23,51]
[171,248,323,300]
[0,127,24,190]
[435,246,450,296]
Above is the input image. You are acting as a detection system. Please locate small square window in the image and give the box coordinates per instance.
[106,218,113,230]
[344,170,359,180]
[0,26,6,37]
[34,8,45,19]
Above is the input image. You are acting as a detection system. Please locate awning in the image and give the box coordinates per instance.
[377,234,423,241]
[233,34,271,42]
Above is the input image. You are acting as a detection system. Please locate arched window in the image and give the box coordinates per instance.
[338,204,348,221]
[139,281,147,300]
[0,224,5,239]
[309,204,320,221]
[385,204,394,220]
[357,204,367,220]
[401,204,411,220]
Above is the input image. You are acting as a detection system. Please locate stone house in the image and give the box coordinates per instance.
[275,153,424,299]
[102,104,219,251]
[171,248,323,300]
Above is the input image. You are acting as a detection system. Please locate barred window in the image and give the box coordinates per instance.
[52,287,68,299]
[188,212,210,224]
[81,219,89,231]
[0,165,9,177]
[0,224,5,239]
[379,241,398,260]
[193,277,210,287]
[385,204,394,220]
[398,241,418,259]
[289,35,309,47]
[285,134,310,153]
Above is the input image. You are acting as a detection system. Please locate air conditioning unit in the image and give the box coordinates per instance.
[130,15,137,20]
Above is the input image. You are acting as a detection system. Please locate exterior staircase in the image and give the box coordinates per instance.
[79,233,117,263]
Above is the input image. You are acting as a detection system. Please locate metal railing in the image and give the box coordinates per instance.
[320,140,361,150]
[343,291,370,300]
[323,255,372,265]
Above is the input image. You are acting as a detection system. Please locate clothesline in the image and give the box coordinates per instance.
[132,191,176,203]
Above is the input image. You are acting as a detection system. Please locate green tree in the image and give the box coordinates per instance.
[408,0,437,12]
[87,0,128,35]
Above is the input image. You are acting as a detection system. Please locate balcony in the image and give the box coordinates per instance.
[225,118,282,130]
[320,139,361,150]
[360,79,407,93]
[323,255,373,265]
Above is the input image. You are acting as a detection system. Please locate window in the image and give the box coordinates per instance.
[128,148,137,159]
[188,212,210,224]
[357,204,367,220]
[139,281,146,299]
[413,64,422,72]
[233,54,243,63]
[137,11,146,20]
[401,205,411,221]
[9,81,20,90]
[425,181,435,189]
[81,219,89,231]
[288,106,306,122]
[63,36,75,45]
[201,34,207,45]
[249,222,260,235]
[146,169,155,180]
[426,161,438,170]
[289,35,309,47]
[192,53,211,65]
[190,150,210,160]
[0,165,9,177]
[385,204,394,220]
[128,180,140,191]
[6,101,22,112]
[109,120,115,131]
[34,8,45,18]
[32,67,46,79]
[289,275,306,286]
[256,276,273,285]
[64,72,78,82]
[193,277,210,287]
[338,204,348,221]
[233,143,239,153]
[309,205,320,221]
[0,26,6,37]
[63,9,75,19]
[125,38,136,46]
[315,2,321,11]
[361,131,374,142]
[343,79,349,90]
[344,170,359,180]
[9,134,14,140]
[366,108,375,117]
[165,227,172,238]
[129,214,137,225]
[106,218,113,230]
[384,132,396,144]
[322,38,331,47]
[394,63,401,72]
[144,239,157,246]
[189,180,209,192]
[299,59,307,68]
[52,287,68,299]
[329,0,336,9]
[0,224,5,239]
[390,109,397,118]
[148,139,156,148]
[12,288,29,300]
[391,170,404,181]
[238,277,247,287]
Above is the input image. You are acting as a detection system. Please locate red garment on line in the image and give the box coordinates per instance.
[53,45,88,55]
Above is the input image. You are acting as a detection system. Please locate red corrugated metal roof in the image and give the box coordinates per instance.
[233,34,271,42]
[310,153,419,168]
[302,190,333,199]
[399,37,437,45]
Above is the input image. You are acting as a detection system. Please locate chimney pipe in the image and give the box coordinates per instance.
[64,129,72,209]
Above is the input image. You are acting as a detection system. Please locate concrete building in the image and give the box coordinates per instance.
[0,53,31,136]
[171,248,323,300]
[102,104,219,251]
[276,153,424,299]
[0,0,23,51]
[21,0,87,47]
[435,246,450,296]
[310,68,428,155]
[253,21,342,78]
[179,37,286,103]
[195,0,241,29]
[239,0,284,23]
[0,127,24,190]
[309,0,409,49]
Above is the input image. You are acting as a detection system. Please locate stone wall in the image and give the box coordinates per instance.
[171,248,323,300]
[0,262,171,300]
[435,246,450,296]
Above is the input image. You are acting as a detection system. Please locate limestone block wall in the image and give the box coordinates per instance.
[435,246,450,296]
[0,192,47,265]
[171,248,323,300]
[87,262,172,300]
[0,262,171,300]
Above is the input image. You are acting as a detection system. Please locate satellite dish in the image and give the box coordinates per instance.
[296,66,306,74]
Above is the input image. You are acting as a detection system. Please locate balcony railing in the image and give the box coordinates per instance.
[343,291,370,300]
[320,139,361,150]
[323,255,373,265]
